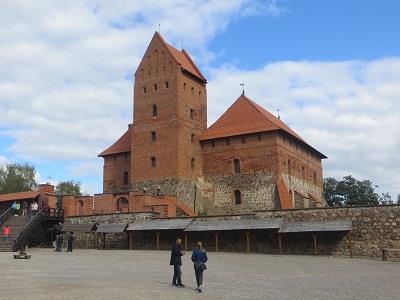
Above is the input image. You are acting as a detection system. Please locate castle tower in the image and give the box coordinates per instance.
[130,32,207,208]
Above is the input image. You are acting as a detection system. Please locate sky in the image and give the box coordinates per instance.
[0,0,399,198]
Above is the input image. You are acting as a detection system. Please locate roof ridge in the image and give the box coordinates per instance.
[181,49,207,82]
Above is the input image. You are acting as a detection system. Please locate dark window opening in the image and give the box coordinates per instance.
[234,159,240,174]
[151,131,157,142]
[165,81,169,88]
[154,84,157,91]
[183,83,186,90]
[151,157,156,168]
[199,91,202,99]
[234,190,242,205]
[257,134,262,141]
[191,87,194,95]
[152,104,158,117]
[191,134,195,143]
[191,158,195,170]
[302,166,305,179]
[143,87,147,93]
[190,108,194,119]
[124,153,128,160]
[123,171,129,185]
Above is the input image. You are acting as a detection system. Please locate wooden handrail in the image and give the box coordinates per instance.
[0,206,13,223]
[13,209,44,251]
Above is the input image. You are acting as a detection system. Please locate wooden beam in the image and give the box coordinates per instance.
[214,232,219,252]
[129,232,133,250]
[347,231,353,258]
[311,234,318,256]
[278,233,282,255]
[184,232,188,252]
[245,231,250,253]
[156,232,160,250]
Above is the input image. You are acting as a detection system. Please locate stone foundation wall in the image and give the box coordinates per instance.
[64,206,400,258]
[256,205,400,257]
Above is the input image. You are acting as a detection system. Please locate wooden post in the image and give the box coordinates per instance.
[311,234,318,256]
[245,231,250,253]
[214,232,219,252]
[129,231,133,250]
[103,233,106,250]
[347,231,353,258]
[184,232,188,251]
[278,233,282,255]
[156,232,160,250]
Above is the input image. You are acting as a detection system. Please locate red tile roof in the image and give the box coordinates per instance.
[98,127,132,157]
[156,32,206,82]
[200,94,326,158]
[0,191,40,203]
[277,179,293,209]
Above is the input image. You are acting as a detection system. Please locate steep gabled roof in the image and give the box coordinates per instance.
[200,95,327,158]
[137,32,206,82]
[98,126,132,157]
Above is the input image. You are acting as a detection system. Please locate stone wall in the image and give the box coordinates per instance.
[256,205,400,257]
[64,206,400,258]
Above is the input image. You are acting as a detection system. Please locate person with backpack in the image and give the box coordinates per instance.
[191,241,208,293]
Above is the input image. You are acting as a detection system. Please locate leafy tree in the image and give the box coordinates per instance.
[55,180,82,211]
[397,194,400,205]
[0,162,37,194]
[379,192,393,205]
[324,175,381,207]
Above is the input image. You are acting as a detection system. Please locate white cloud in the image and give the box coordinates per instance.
[207,59,400,198]
[0,155,8,167]
[0,1,399,198]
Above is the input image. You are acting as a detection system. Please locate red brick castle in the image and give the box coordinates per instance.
[63,32,327,217]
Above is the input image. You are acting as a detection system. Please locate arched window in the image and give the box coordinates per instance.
[151,131,157,142]
[234,190,242,205]
[191,158,195,170]
[190,108,194,119]
[191,134,195,143]
[123,171,129,185]
[151,157,156,168]
[152,104,158,117]
[234,159,240,174]
[117,197,129,213]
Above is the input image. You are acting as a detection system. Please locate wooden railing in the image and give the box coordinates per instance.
[13,209,44,251]
[0,206,13,224]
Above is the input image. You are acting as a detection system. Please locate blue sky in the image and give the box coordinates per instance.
[0,0,399,198]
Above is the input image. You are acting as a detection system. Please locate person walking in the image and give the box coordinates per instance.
[191,241,208,293]
[170,238,185,287]
[67,232,74,252]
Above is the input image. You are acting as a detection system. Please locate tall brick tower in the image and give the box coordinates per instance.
[130,32,207,208]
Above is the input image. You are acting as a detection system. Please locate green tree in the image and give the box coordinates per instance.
[0,162,37,194]
[324,175,380,206]
[55,180,82,211]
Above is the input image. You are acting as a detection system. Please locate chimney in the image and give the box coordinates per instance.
[38,183,55,193]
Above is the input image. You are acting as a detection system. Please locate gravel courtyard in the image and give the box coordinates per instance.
[0,249,399,300]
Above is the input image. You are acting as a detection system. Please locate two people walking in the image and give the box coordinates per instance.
[170,238,208,293]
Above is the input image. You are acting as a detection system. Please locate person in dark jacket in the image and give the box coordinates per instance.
[170,238,185,287]
[67,232,74,252]
[55,233,63,252]
[191,241,208,293]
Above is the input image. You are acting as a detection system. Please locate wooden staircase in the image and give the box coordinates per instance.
[0,215,29,252]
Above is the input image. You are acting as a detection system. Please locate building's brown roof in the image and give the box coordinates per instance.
[0,191,40,203]
[200,95,326,158]
[98,127,132,157]
[157,32,206,82]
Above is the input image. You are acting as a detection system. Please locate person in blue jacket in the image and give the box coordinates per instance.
[191,241,208,293]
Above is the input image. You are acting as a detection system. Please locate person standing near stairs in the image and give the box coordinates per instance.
[2,225,10,241]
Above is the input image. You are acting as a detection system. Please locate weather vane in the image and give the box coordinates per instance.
[276,108,281,119]
[240,83,245,96]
